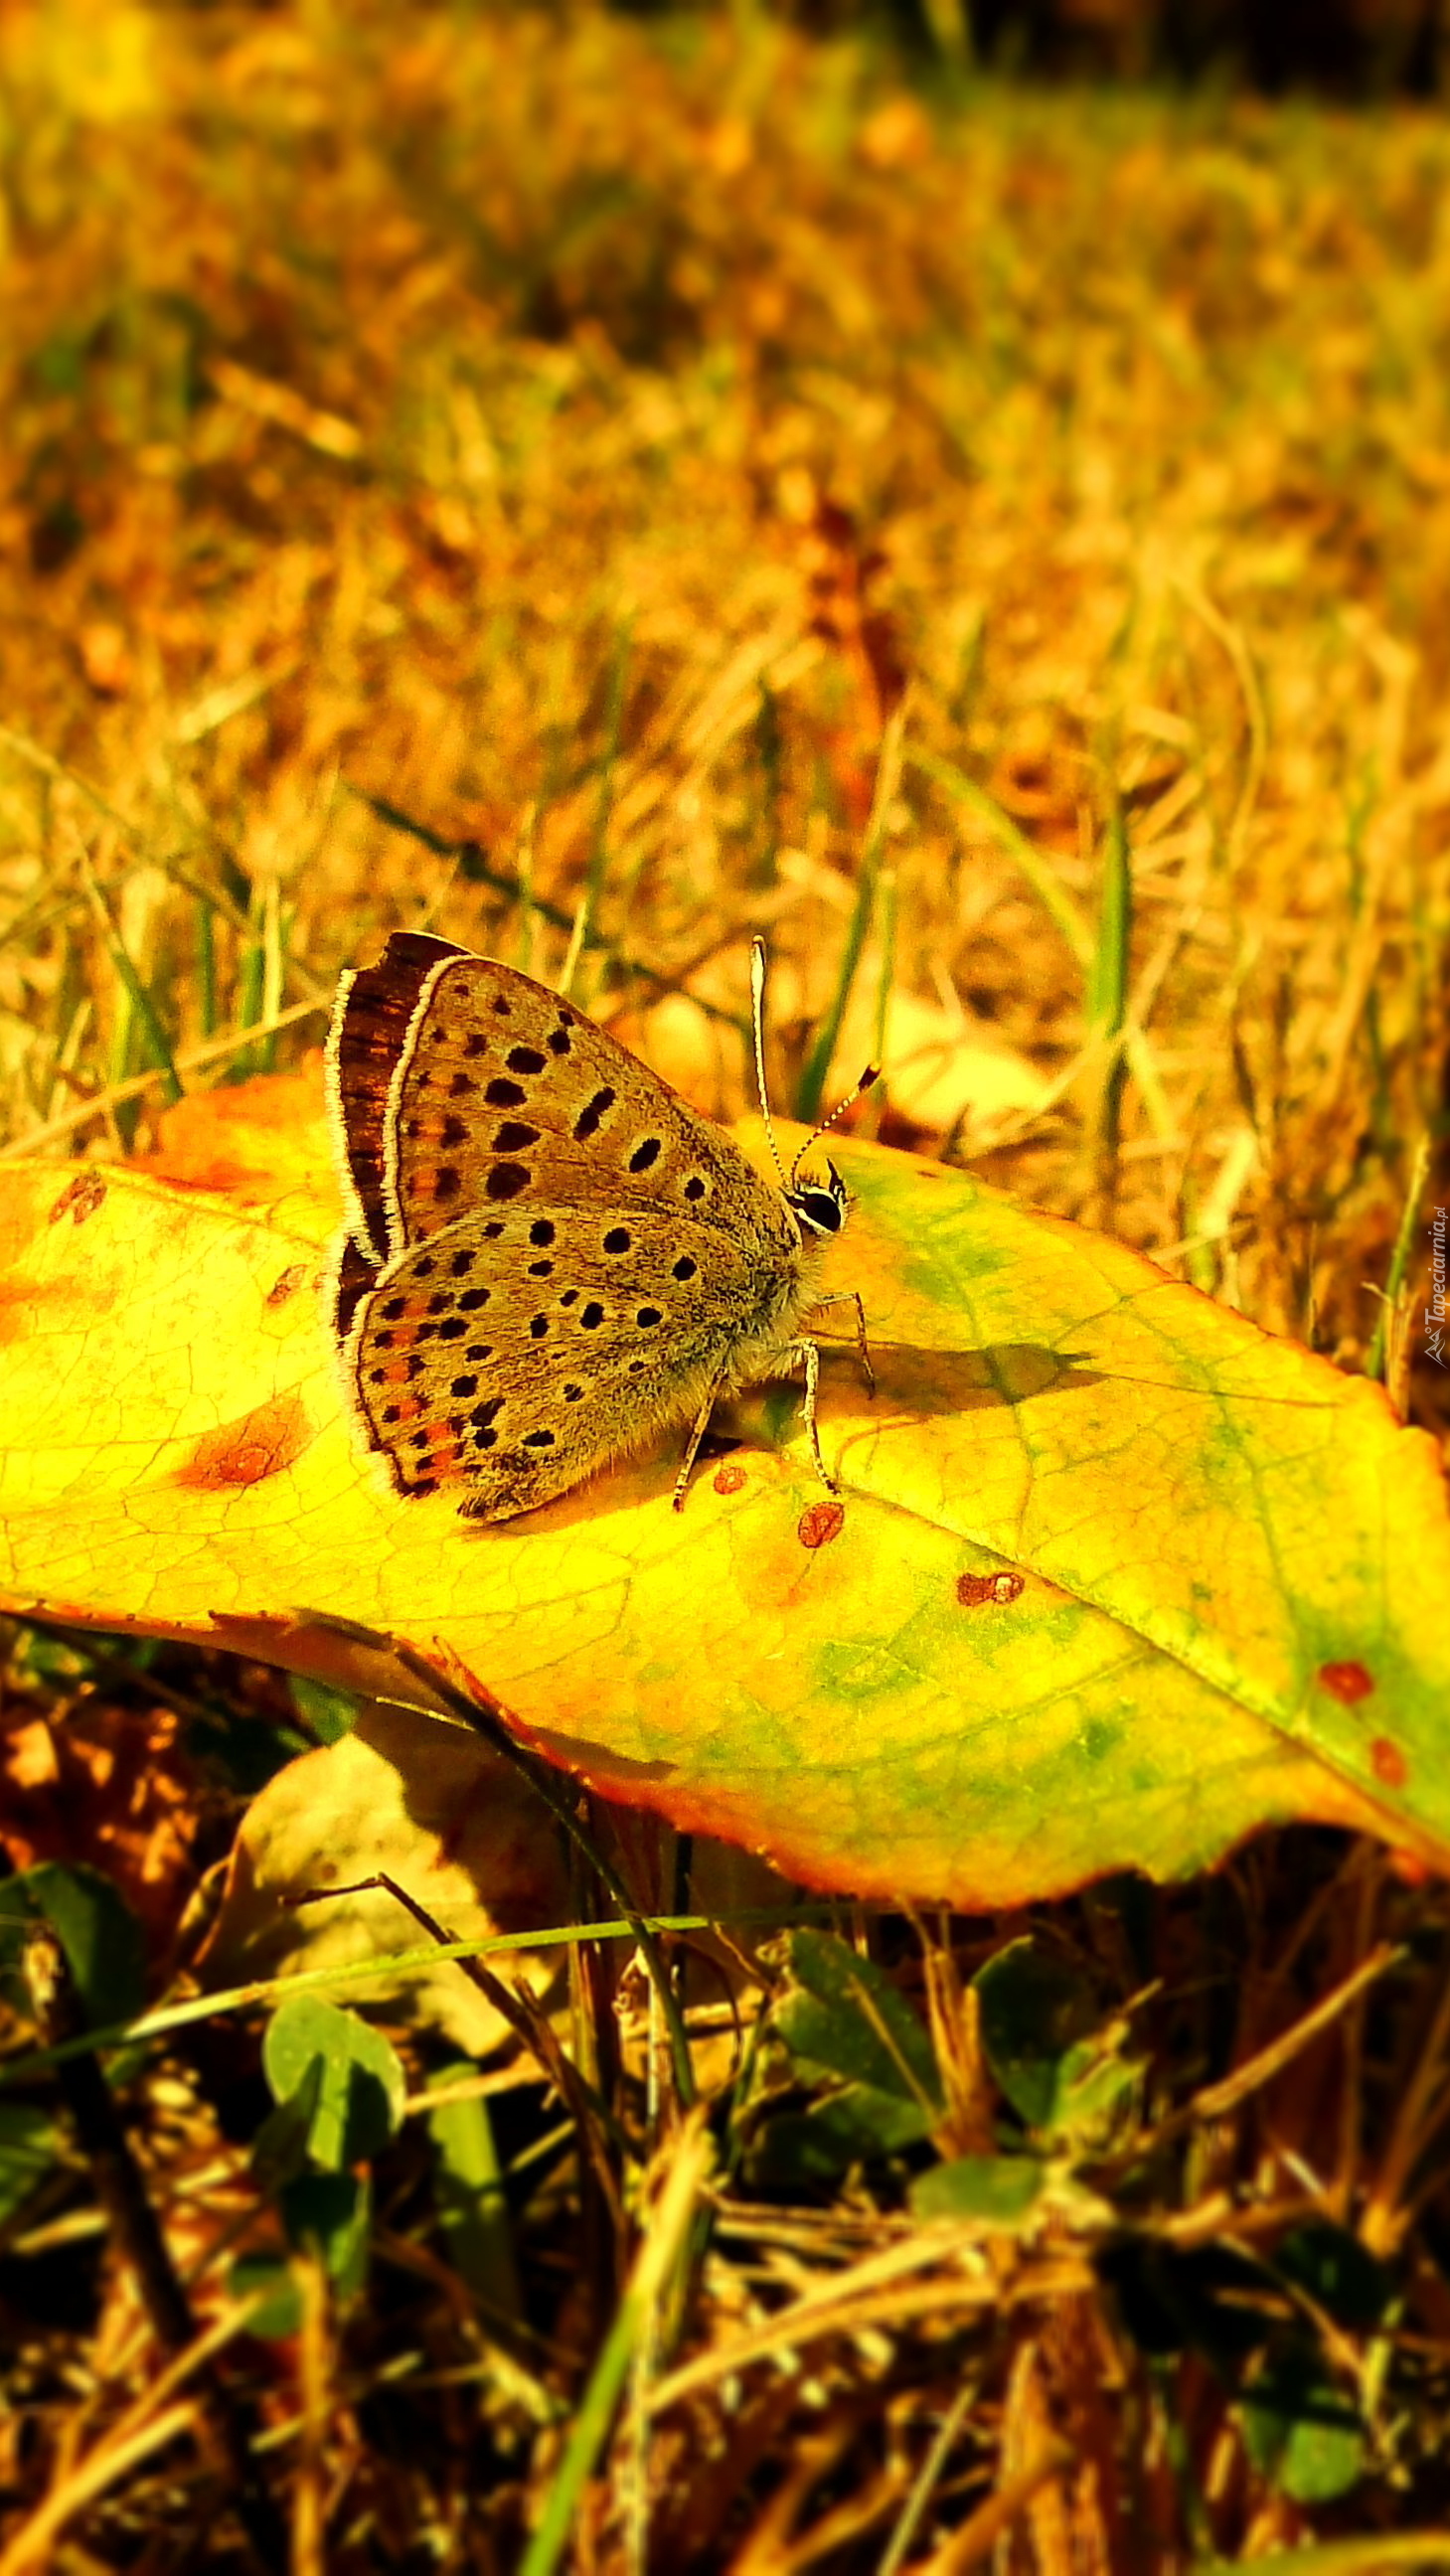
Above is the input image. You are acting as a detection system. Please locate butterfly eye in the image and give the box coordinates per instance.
[788,1185,844,1237]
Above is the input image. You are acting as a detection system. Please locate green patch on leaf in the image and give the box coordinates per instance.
[289,1675,360,1745]
[747,2088,937,2189]
[975,1938,1136,2148]
[0,2103,58,2227]
[1242,2346,1367,2504]
[428,2067,521,2319]
[282,2170,372,2298]
[230,2250,304,2340]
[774,1928,941,2115]
[0,1862,146,2032]
[262,1998,405,2173]
[910,2154,1047,2229]
[750,1928,943,2182]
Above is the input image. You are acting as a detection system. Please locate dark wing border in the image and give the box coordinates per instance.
[325,931,468,1262]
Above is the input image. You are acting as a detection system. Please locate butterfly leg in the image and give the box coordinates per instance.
[673,1337,845,1512]
[810,1289,876,1396]
[672,1371,729,1513]
[784,1336,840,1495]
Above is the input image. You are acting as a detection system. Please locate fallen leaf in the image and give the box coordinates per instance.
[3,1087,1448,1907]
[201,1704,571,2054]
[828,972,1051,1142]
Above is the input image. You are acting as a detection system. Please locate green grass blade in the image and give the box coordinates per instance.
[1367,1128,1432,1385]
[82,864,182,1108]
[519,2122,711,2576]
[909,744,1092,967]
[795,702,906,1124]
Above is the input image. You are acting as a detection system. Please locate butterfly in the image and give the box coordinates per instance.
[325,930,877,1521]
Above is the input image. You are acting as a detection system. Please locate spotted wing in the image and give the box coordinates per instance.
[376,946,783,1258]
[346,1200,800,1520]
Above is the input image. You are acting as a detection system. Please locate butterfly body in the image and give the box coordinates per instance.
[326,932,867,1522]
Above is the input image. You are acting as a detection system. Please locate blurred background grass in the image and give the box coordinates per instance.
[5,3,1450,2563]
[2,0,1446,1404]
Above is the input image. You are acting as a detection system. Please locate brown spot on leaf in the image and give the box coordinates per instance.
[266,1263,308,1307]
[176,1393,312,1490]
[49,1170,107,1227]
[1370,1737,1408,1789]
[957,1569,1025,1608]
[798,1500,845,1550]
[714,1462,747,1496]
[1320,1660,1374,1705]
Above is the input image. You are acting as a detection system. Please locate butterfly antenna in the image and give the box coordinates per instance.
[789,1059,883,1189]
[750,936,791,1190]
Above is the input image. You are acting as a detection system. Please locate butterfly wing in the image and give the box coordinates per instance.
[328,934,821,1518]
[374,946,785,1257]
[346,1201,802,1519]
[326,931,472,1339]
[326,931,469,1263]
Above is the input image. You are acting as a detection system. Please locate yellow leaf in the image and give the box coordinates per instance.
[4,1095,1447,1907]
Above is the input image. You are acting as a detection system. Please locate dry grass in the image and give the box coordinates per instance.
[2,2,1450,2567]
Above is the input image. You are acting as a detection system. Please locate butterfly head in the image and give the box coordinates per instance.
[748,939,881,1236]
[785,1159,849,1241]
